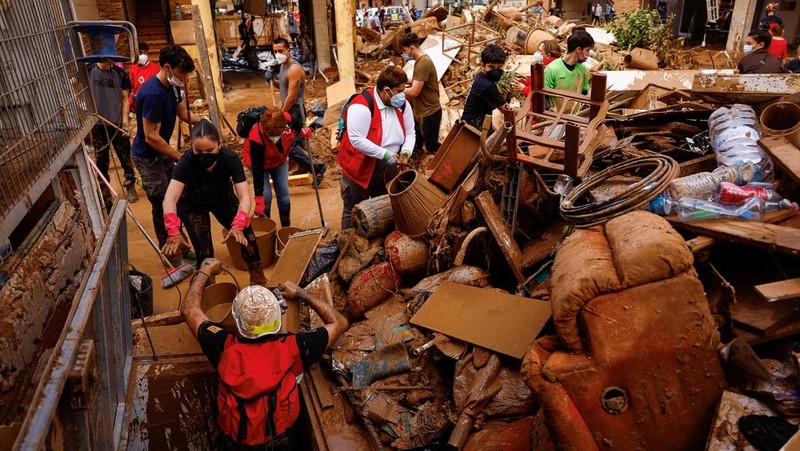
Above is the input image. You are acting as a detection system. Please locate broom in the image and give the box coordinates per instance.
[85,152,194,288]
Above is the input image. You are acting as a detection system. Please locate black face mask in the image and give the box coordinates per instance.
[485,68,504,83]
[194,151,218,169]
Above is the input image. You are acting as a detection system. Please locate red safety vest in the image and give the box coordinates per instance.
[216,334,304,446]
[337,89,405,189]
[242,123,294,169]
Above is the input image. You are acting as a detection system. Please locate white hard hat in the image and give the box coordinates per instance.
[231,285,282,338]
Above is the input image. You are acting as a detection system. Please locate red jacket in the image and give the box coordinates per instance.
[128,62,160,111]
[216,334,304,446]
[337,92,404,189]
[243,123,294,169]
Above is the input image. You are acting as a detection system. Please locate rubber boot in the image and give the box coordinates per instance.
[279,213,291,227]
[249,268,267,286]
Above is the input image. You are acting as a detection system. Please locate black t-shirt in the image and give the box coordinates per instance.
[197,320,330,370]
[172,146,246,207]
[461,71,507,130]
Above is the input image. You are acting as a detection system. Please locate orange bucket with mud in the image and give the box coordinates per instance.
[202,281,238,331]
[225,216,277,270]
[275,226,302,259]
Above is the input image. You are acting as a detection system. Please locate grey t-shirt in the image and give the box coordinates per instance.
[88,64,131,125]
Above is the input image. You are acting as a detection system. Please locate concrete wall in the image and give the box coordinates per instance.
[0,173,94,397]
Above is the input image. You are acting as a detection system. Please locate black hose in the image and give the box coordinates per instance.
[560,155,679,227]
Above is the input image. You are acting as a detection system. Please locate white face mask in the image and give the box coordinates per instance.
[269,135,281,143]
[743,44,754,54]
[275,52,288,64]
[138,53,148,65]
[167,67,184,88]
[533,51,544,63]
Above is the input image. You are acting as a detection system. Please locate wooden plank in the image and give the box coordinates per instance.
[170,20,196,45]
[758,135,800,185]
[474,191,526,282]
[308,364,335,409]
[520,221,565,269]
[678,154,718,177]
[755,278,800,302]
[410,282,551,359]
[730,294,800,336]
[267,230,322,334]
[267,230,322,288]
[191,6,219,126]
[667,213,800,256]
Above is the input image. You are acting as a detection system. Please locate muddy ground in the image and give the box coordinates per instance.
[115,72,344,314]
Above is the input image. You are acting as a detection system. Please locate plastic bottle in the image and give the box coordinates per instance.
[716,182,782,204]
[648,192,677,216]
[708,104,774,182]
[677,196,764,221]
[668,163,758,201]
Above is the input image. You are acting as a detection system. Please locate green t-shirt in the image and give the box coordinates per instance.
[410,54,441,118]
[544,57,589,110]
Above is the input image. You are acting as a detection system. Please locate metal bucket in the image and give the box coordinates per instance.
[225,216,277,270]
[760,102,800,148]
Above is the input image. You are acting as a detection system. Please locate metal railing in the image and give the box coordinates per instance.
[14,200,132,450]
[0,0,95,237]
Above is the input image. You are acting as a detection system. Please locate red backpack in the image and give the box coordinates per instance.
[216,334,304,446]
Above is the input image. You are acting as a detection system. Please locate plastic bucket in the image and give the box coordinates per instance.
[203,281,238,331]
[760,102,800,148]
[129,266,153,319]
[275,226,302,259]
[225,216,277,270]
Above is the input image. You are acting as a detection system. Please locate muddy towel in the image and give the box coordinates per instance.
[523,211,726,451]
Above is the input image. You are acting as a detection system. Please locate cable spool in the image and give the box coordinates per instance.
[560,155,680,227]
[68,21,137,63]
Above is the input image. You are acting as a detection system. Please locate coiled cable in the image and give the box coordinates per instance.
[560,155,680,227]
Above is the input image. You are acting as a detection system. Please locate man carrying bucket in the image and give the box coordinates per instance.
[181,258,349,450]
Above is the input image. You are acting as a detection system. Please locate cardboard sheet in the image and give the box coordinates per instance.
[410,282,551,359]
[402,33,461,82]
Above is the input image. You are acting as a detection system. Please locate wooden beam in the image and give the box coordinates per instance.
[475,191,526,282]
[758,136,800,185]
[191,4,220,125]
[755,278,800,303]
[667,212,800,256]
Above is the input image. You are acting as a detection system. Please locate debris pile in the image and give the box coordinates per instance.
[292,37,800,448]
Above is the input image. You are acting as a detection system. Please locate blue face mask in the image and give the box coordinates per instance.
[389,90,406,108]
[402,53,413,62]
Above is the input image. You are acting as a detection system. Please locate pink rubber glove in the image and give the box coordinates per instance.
[254,197,266,216]
[230,210,251,232]
[301,127,313,139]
[163,213,181,239]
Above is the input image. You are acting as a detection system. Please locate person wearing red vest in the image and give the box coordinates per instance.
[128,41,161,113]
[242,108,296,226]
[181,258,349,450]
[337,66,416,229]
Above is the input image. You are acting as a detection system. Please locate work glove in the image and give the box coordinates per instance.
[279,281,307,300]
[383,150,397,165]
[162,213,185,260]
[254,197,266,217]
[199,258,223,278]
[301,127,313,139]
[224,210,250,246]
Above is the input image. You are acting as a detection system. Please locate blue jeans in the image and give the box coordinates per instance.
[253,162,290,218]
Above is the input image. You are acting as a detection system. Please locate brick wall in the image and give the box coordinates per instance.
[614,0,642,15]
[0,173,94,398]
